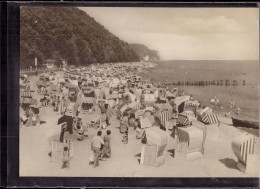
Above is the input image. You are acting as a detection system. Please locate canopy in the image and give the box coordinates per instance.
[199,107,212,115]
[172,95,190,107]
[145,126,168,146]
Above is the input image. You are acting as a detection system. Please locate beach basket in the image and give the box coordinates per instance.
[176,126,204,160]
[51,139,73,163]
[198,113,219,125]
[177,113,191,126]
[159,110,172,129]
[231,133,259,173]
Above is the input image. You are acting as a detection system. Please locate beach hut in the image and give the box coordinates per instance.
[140,126,168,166]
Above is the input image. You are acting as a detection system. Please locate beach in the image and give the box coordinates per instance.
[19,62,259,177]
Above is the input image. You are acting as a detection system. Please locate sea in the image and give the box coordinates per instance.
[140,60,259,120]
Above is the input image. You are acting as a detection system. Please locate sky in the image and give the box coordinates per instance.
[79,7,259,60]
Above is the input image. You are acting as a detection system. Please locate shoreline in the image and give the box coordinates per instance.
[139,61,259,121]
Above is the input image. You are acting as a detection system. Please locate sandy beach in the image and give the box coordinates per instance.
[20,67,259,177]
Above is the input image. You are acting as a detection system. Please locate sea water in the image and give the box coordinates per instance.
[140,60,259,120]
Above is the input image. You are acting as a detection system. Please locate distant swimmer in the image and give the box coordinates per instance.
[210,97,219,105]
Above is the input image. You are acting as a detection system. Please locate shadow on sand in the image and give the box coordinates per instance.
[134,153,141,164]
[219,158,238,170]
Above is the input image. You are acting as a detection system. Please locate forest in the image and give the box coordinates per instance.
[20,7,159,68]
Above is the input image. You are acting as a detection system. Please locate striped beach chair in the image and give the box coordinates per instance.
[177,113,191,126]
[159,110,172,129]
[81,96,96,112]
[199,113,219,125]
[231,134,259,173]
[20,97,32,104]
[20,90,32,98]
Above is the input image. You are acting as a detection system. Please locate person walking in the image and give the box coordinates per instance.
[91,131,104,167]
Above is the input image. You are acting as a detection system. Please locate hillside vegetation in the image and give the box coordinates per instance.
[130,44,160,61]
[20,7,142,68]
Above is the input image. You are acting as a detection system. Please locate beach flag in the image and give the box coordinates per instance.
[177,113,190,126]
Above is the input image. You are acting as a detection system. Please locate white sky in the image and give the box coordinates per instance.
[79,7,259,60]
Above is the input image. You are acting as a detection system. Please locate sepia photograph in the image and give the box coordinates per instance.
[19,6,259,177]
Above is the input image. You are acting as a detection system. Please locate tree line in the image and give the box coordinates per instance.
[20,7,144,69]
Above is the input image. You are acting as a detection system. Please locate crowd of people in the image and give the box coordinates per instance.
[20,62,241,169]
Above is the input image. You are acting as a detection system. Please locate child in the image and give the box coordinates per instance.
[61,146,70,169]
[101,130,112,159]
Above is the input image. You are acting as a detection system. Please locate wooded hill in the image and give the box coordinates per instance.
[130,44,160,61]
[20,7,159,68]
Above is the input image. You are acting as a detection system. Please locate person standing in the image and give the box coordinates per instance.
[101,130,112,159]
[170,103,178,138]
[91,131,104,167]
